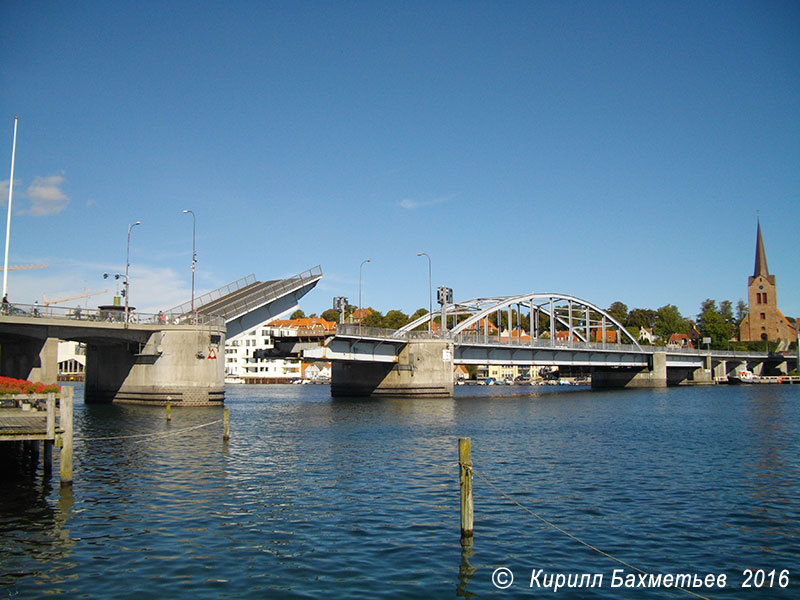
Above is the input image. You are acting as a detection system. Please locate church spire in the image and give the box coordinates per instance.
[754,219,769,277]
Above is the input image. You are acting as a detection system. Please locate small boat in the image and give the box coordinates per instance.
[728,369,754,384]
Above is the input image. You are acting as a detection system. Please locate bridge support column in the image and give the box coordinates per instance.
[331,339,454,398]
[591,351,667,389]
[85,326,225,405]
[0,337,58,384]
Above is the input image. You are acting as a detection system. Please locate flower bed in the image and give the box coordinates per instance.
[0,376,60,395]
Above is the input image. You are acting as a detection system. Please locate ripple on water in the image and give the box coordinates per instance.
[1,383,799,598]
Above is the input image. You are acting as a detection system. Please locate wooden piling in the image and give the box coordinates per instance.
[223,408,230,441]
[44,393,55,475]
[459,437,473,540]
[59,386,74,486]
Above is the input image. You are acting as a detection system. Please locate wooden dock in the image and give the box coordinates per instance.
[0,386,74,485]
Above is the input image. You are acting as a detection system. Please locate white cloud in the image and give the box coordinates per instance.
[25,175,69,216]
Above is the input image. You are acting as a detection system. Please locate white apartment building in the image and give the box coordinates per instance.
[224,325,302,383]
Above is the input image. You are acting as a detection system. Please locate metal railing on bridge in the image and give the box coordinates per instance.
[334,323,770,359]
[1,302,224,327]
[166,273,257,317]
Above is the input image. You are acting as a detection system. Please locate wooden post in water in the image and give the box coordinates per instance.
[59,387,74,486]
[44,392,56,475]
[459,437,473,541]
[166,401,171,422]
[223,408,230,441]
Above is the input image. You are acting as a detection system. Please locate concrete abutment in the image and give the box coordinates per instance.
[85,326,225,405]
[331,339,454,398]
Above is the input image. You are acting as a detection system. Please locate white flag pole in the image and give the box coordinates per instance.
[3,116,19,299]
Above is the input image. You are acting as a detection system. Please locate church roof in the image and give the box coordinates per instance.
[754,220,769,277]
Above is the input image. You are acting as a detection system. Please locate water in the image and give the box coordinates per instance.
[1,384,798,599]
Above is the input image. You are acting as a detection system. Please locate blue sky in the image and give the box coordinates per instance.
[1,1,798,322]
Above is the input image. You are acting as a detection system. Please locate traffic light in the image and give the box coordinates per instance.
[437,286,453,305]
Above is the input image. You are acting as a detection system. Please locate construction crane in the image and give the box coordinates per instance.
[42,289,109,307]
[0,264,48,271]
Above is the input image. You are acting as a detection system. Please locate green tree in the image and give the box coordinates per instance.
[697,299,735,347]
[362,308,384,328]
[320,308,340,323]
[653,305,689,339]
[624,325,641,344]
[626,308,657,329]
[383,309,410,329]
[290,309,306,319]
[607,301,628,324]
[735,300,748,324]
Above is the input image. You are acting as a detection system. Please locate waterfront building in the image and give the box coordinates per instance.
[738,221,796,342]
[224,317,333,383]
[57,341,86,381]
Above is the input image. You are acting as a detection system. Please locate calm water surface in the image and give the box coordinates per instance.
[1,384,798,599]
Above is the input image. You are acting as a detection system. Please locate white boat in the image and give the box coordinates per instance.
[728,369,754,384]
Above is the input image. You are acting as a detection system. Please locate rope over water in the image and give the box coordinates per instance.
[73,419,223,443]
[471,466,711,600]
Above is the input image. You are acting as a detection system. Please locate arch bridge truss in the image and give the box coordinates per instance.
[396,293,642,351]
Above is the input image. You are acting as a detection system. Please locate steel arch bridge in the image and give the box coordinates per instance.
[396,292,642,350]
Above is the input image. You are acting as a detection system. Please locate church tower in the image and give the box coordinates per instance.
[739,221,795,342]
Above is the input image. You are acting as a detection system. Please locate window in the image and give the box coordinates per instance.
[763,292,767,304]
[760,313,766,320]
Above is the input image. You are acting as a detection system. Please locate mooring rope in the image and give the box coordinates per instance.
[73,419,223,443]
[471,466,710,600]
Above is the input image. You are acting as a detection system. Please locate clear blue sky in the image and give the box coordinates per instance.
[1,1,798,322]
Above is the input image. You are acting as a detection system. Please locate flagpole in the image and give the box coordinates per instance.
[3,116,19,299]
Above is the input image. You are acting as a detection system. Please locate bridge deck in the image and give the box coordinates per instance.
[195,280,277,316]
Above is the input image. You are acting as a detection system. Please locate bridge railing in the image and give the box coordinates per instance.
[1,303,224,327]
[166,273,257,317]
[333,325,773,359]
[451,331,652,353]
[336,323,442,339]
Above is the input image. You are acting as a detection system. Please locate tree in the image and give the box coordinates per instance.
[290,309,306,319]
[697,299,735,347]
[607,301,628,324]
[653,304,689,339]
[735,300,748,325]
[383,310,410,329]
[320,308,340,323]
[362,308,384,328]
[626,308,657,330]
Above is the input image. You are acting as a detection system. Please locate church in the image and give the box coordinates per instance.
[738,221,796,342]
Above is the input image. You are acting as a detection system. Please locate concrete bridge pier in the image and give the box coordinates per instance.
[591,351,668,389]
[0,337,58,384]
[331,339,454,398]
[714,360,728,382]
[85,326,225,405]
[681,355,713,385]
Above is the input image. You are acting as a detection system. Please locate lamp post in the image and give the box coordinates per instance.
[182,210,196,320]
[417,252,432,332]
[359,258,371,320]
[125,221,141,324]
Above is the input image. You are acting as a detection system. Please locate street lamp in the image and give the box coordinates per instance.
[416,252,432,332]
[359,258,371,319]
[182,209,196,320]
[125,221,141,324]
